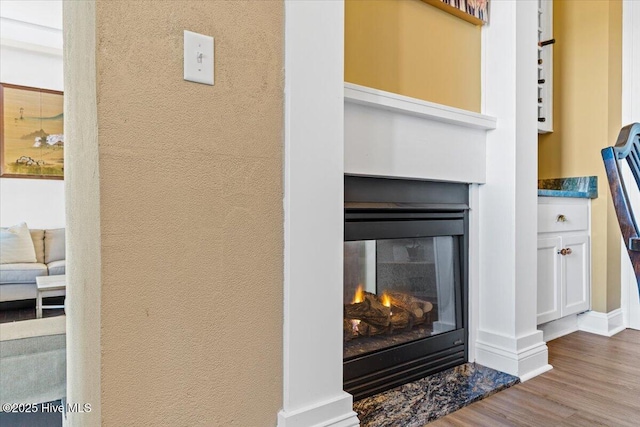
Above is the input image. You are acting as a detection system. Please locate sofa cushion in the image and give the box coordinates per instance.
[47,260,66,276]
[0,223,37,264]
[0,283,37,302]
[30,229,45,264]
[0,263,48,284]
[44,229,65,264]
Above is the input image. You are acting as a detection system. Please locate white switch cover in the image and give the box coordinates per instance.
[184,30,214,85]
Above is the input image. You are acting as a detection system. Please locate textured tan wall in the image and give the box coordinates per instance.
[64,1,101,425]
[345,0,481,112]
[538,0,622,312]
[89,1,283,425]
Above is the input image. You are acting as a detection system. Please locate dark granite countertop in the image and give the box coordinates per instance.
[538,176,598,199]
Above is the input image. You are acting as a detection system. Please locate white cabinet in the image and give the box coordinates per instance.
[537,197,590,325]
[537,236,561,324]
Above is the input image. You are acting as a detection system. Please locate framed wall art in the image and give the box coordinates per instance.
[423,0,489,25]
[0,83,64,179]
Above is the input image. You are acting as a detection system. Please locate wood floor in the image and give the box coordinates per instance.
[0,298,64,324]
[431,330,640,426]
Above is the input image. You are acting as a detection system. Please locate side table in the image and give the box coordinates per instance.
[35,275,66,319]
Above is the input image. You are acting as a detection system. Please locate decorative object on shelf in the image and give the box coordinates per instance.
[0,83,64,179]
[422,0,489,25]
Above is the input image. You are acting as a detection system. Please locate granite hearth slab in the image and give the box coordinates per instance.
[353,363,519,426]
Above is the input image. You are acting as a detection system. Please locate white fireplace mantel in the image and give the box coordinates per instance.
[345,83,497,131]
[344,83,496,184]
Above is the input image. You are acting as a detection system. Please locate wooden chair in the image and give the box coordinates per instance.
[602,122,640,295]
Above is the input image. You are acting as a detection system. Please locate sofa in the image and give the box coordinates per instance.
[0,228,65,303]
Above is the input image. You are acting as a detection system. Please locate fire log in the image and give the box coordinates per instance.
[344,292,391,329]
[357,321,387,337]
[387,291,434,325]
[389,305,410,331]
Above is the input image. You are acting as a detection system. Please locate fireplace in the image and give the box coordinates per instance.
[343,176,469,400]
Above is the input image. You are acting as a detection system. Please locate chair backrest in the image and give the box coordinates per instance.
[602,122,640,290]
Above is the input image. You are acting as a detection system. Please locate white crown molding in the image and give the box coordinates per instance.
[0,16,63,55]
[344,82,497,131]
[1,37,63,56]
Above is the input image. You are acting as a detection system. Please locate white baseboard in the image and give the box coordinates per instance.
[577,309,626,337]
[277,392,360,427]
[475,329,550,380]
[538,314,579,342]
[519,363,553,382]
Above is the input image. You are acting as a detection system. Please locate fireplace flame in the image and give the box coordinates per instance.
[381,293,391,308]
[352,285,365,304]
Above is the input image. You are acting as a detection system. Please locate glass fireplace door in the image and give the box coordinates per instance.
[344,236,462,360]
[343,175,469,400]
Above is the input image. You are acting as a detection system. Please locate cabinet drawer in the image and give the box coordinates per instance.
[538,203,588,233]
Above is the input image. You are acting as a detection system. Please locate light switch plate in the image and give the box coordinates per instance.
[184,30,214,85]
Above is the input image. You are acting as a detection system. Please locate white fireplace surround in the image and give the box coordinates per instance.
[344,80,495,370]
[279,2,551,426]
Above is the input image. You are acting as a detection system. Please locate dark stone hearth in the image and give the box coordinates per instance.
[354,363,520,426]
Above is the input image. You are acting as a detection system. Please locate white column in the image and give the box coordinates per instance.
[476,0,552,380]
[620,0,640,330]
[279,1,359,426]
[64,1,102,426]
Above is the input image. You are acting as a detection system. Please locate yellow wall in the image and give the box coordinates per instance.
[538,0,622,312]
[345,0,481,112]
[66,1,284,425]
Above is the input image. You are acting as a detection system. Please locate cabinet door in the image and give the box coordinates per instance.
[537,237,562,324]
[562,234,590,316]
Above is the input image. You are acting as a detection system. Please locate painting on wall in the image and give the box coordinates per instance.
[423,0,489,25]
[0,83,64,180]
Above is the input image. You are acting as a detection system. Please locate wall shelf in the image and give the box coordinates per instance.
[538,0,554,133]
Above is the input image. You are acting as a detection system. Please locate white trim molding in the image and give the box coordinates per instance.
[578,309,626,337]
[344,85,495,184]
[277,393,359,427]
[538,314,579,343]
[279,1,359,426]
[344,83,497,130]
[475,330,552,381]
[0,16,63,55]
[476,0,550,381]
[621,0,640,331]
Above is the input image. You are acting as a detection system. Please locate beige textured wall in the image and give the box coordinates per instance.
[345,0,481,112]
[66,1,284,425]
[64,0,101,424]
[538,0,622,312]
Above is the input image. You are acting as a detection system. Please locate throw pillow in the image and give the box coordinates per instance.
[44,228,65,264]
[0,222,38,264]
